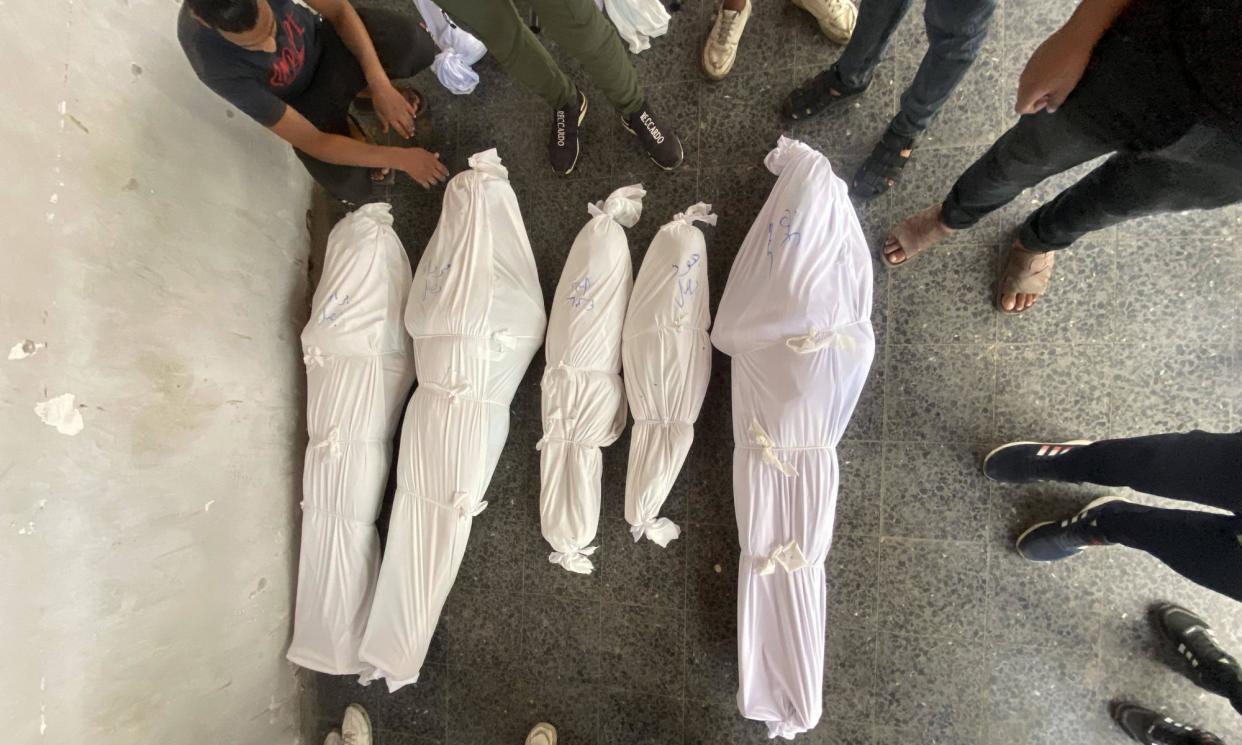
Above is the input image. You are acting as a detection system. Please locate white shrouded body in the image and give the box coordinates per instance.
[711,137,875,740]
[620,203,716,548]
[358,151,546,691]
[413,0,487,94]
[287,203,416,677]
[538,185,643,574]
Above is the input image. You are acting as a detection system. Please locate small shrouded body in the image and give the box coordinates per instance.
[621,203,716,548]
[538,185,643,574]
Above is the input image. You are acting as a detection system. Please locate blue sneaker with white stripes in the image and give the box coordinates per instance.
[1014,496,1128,562]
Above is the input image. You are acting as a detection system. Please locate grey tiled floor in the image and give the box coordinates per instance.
[311,1,1242,743]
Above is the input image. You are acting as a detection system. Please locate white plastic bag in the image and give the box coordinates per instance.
[594,0,670,53]
[538,184,643,574]
[287,203,416,677]
[413,0,488,94]
[358,151,546,690]
[711,138,875,739]
[620,203,715,547]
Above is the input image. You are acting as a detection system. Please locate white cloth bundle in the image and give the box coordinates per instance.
[359,151,546,690]
[413,0,487,94]
[620,203,716,548]
[711,137,875,739]
[287,203,417,677]
[538,184,643,574]
[593,0,670,53]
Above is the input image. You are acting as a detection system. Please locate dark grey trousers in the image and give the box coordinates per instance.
[835,0,998,138]
[940,2,1242,251]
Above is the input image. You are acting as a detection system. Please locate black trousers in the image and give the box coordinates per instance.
[1040,430,1242,604]
[287,8,437,205]
[939,1,1242,251]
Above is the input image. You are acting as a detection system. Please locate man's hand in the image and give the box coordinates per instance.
[371,81,417,139]
[1015,27,1093,115]
[394,148,449,189]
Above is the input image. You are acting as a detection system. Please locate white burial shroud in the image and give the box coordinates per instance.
[538,184,643,574]
[359,151,546,691]
[287,203,417,677]
[711,137,875,740]
[412,0,487,94]
[620,203,716,548]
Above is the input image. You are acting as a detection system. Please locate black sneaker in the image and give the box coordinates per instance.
[1111,702,1225,745]
[1014,496,1127,562]
[621,102,684,170]
[550,89,588,175]
[1154,604,1242,714]
[983,440,1093,483]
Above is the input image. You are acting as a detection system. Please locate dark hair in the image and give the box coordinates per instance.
[185,0,260,32]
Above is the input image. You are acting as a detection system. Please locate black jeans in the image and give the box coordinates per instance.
[940,2,1242,251]
[835,0,997,138]
[1040,430,1242,604]
[288,8,437,205]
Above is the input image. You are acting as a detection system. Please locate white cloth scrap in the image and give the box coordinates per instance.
[711,137,876,739]
[287,203,417,678]
[593,0,670,53]
[358,150,546,691]
[539,184,643,574]
[621,203,716,548]
[413,0,488,94]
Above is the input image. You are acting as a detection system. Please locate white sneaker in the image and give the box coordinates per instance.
[790,0,857,44]
[525,722,558,745]
[341,704,372,745]
[324,732,343,745]
[701,0,752,81]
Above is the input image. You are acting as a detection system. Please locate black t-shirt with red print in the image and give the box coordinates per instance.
[178,0,323,127]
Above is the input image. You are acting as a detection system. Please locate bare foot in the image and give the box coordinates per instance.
[882,203,954,266]
[997,240,1055,313]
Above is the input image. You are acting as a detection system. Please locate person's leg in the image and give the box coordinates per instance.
[1017,124,1242,251]
[1014,497,1242,603]
[527,0,643,115]
[1094,506,1242,603]
[1013,431,1242,513]
[882,1,1195,264]
[1152,604,1242,715]
[889,0,997,138]
[355,7,438,81]
[833,0,914,89]
[434,0,578,110]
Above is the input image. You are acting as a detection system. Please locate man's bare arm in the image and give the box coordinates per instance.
[269,106,446,187]
[305,0,417,137]
[1016,0,1135,114]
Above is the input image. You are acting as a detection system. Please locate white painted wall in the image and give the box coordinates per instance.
[1,1,313,743]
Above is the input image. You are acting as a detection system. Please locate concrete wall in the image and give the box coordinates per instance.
[1,1,313,743]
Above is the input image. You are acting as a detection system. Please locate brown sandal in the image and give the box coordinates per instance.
[354,84,428,119]
[996,241,1055,314]
[881,203,954,267]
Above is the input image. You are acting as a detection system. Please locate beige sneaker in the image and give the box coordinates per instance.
[525,722,558,745]
[701,0,752,81]
[340,704,371,745]
[324,732,343,745]
[790,0,857,44]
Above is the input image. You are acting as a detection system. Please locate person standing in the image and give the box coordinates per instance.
[1110,605,1238,744]
[778,0,998,198]
[985,430,1242,605]
[881,0,1242,314]
[434,0,684,175]
[180,0,449,205]
[700,0,858,81]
